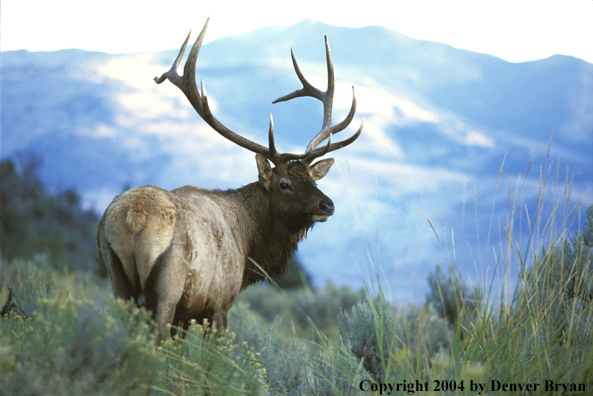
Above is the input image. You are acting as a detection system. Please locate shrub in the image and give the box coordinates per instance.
[398,303,451,362]
[425,264,480,327]
[337,297,453,387]
[275,256,312,290]
[0,261,160,395]
[229,300,366,396]
[291,282,366,337]
[229,301,310,395]
[236,282,365,338]
[530,204,593,305]
[229,301,322,395]
[305,346,364,396]
[154,321,268,396]
[0,297,159,396]
[338,299,398,382]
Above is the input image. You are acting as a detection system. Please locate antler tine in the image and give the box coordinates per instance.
[323,35,336,128]
[303,118,364,164]
[272,49,324,103]
[155,18,274,162]
[273,37,335,148]
[154,29,193,85]
[267,114,279,160]
[155,18,210,118]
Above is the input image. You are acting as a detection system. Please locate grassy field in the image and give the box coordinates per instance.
[1,160,592,395]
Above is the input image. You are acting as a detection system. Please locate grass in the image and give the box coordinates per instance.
[0,153,591,395]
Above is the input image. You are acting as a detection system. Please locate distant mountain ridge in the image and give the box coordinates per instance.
[2,20,592,301]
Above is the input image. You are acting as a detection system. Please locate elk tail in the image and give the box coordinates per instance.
[126,209,147,235]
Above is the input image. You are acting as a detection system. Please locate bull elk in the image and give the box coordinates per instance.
[97,18,363,344]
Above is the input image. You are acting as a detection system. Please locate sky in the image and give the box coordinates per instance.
[2,0,592,64]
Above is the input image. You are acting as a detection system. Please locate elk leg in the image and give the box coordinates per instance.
[212,308,228,332]
[99,237,139,302]
[153,300,179,344]
[144,245,188,345]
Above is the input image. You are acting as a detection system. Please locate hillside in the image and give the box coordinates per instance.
[2,20,592,300]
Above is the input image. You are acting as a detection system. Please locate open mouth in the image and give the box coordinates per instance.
[310,214,331,222]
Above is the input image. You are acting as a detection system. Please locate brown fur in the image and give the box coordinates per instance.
[97,156,335,344]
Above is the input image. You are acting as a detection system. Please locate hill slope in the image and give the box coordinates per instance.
[2,20,592,301]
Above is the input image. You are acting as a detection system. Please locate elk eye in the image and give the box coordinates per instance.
[279,182,291,191]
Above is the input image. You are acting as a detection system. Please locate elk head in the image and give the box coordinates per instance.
[154,18,363,229]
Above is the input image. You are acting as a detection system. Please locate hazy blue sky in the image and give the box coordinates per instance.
[3,0,592,63]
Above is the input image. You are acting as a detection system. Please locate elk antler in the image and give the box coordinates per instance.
[155,18,363,166]
[273,36,364,164]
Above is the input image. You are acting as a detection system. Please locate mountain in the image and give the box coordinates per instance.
[2,20,592,303]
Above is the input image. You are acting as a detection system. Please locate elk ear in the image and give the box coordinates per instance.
[256,154,273,190]
[310,158,335,181]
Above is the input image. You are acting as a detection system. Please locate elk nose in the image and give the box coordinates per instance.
[319,198,335,215]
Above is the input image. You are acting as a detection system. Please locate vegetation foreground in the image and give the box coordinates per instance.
[1,159,592,395]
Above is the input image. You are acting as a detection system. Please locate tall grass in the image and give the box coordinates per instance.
[324,150,592,394]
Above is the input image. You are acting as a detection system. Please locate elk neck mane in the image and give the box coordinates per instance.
[204,181,313,289]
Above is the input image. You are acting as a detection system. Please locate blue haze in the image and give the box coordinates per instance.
[2,20,592,303]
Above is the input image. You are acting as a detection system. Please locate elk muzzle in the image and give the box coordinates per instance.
[310,195,334,222]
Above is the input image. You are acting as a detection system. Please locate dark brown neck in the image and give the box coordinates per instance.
[231,182,311,289]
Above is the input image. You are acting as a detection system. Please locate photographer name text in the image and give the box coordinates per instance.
[359,379,586,395]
